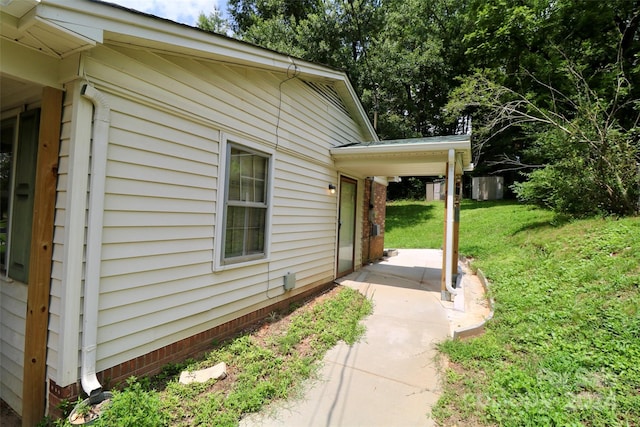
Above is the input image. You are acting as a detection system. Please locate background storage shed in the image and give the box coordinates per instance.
[472,176,504,201]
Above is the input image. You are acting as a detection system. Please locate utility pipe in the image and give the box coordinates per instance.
[444,149,458,298]
[79,84,110,403]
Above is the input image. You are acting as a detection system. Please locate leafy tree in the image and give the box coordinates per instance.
[200,0,640,214]
[220,0,468,139]
[225,0,381,70]
[448,59,639,215]
[197,6,230,34]
[450,0,640,215]
[365,0,471,138]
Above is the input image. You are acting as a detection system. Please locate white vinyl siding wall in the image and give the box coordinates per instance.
[47,43,366,380]
[47,82,75,386]
[0,279,27,414]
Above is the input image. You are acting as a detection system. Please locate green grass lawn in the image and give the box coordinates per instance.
[386,200,640,426]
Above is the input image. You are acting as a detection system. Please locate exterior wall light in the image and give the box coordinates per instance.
[328,184,336,194]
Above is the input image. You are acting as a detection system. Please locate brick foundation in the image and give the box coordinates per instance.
[47,280,335,420]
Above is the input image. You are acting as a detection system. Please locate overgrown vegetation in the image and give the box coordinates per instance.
[96,378,167,427]
[386,200,640,426]
[448,62,640,216]
[53,287,372,427]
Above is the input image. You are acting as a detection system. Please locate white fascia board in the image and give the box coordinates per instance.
[34,3,102,43]
[39,15,103,44]
[38,1,341,80]
[19,4,101,43]
[1,9,19,28]
[38,0,375,138]
[330,140,470,156]
[334,81,378,141]
[0,0,39,17]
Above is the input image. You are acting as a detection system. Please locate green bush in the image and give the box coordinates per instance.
[512,158,598,216]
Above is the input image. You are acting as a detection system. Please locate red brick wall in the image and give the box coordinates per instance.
[362,179,386,264]
[47,280,335,420]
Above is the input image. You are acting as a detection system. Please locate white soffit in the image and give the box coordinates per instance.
[1,2,98,59]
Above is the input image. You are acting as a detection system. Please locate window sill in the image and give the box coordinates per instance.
[213,257,269,273]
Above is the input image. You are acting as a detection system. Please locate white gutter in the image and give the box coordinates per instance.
[330,139,470,156]
[36,0,343,80]
[444,148,458,298]
[79,84,110,403]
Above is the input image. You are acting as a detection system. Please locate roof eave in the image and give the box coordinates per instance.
[330,140,469,156]
[330,136,473,177]
[32,0,376,141]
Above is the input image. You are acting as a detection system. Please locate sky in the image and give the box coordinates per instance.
[107,0,228,27]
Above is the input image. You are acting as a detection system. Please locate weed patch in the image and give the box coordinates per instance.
[50,286,371,427]
[159,286,372,426]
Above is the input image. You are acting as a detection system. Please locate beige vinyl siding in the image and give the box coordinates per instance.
[47,83,76,385]
[94,85,219,368]
[47,42,366,376]
[269,151,339,283]
[0,279,27,414]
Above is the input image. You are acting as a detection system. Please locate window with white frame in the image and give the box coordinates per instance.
[1,109,40,282]
[221,143,270,264]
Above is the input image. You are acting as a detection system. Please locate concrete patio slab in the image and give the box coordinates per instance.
[240,249,490,427]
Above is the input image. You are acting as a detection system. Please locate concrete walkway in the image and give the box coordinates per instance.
[241,249,490,427]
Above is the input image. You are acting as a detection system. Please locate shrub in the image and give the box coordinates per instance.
[95,377,167,427]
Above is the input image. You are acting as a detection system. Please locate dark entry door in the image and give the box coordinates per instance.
[337,176,357,277]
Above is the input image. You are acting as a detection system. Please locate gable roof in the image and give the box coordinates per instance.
[0,0,377,141]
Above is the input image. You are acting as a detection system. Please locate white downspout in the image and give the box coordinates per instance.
[79,84,110,402]
[445,148,458,297]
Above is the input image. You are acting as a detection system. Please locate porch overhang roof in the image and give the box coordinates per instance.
[330,135,474,178]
